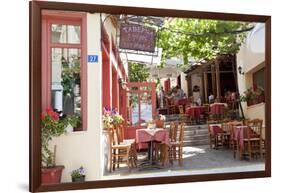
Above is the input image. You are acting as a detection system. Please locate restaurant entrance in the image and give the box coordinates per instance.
[123,82,157,140]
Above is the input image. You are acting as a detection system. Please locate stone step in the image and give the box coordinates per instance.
[183,129,209,136]
[183,139,210,146]
[183,134,209,141]
[163,122,210,146]
[183,125,208,130]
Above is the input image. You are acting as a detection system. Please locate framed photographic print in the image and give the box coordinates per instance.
[29,1,271,192]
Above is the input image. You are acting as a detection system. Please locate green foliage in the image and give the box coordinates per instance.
[128,62,150,82]
[67,114,81,129]
[41,110,81,167]
[61,58,80,96]
[102,108,124,129]
[240,87,264,102]
[41,109,68,167]
[156,78,161,90]
[158,18,252,66]
[71,166,86,178]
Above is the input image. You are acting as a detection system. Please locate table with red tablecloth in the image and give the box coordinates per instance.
[232,126,260,159]
[209,124,224,136]
[136,128,169,146]
[186,106,206,119]
[208,124,229,148]
[136,128,170,166]
[175,98,188,106]
[210,103,227,116]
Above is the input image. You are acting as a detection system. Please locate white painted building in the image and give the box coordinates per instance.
[42,10,127,182]
[236,23,266,128]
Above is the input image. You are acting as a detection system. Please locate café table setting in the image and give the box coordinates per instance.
[136,126,170,169]
[210,103,227,119]
[232,125,261,160]
[186,105,206,123]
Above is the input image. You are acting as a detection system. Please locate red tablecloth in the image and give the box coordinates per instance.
[176,99,188,105]
[186,106,205,119]
[233,126,259,151]
[209,124,224,136]
[210,103,226,115]
[136,128,170,149]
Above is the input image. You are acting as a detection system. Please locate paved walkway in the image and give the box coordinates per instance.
[102,145,264,180]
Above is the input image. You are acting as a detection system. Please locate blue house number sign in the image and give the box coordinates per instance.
[88,55,98,63]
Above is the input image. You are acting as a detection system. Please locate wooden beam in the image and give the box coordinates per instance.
[211,65,216,98]
[203,71,208,103]
[200,70,205,103]
[215,60,221,101]
[187,75,192,97]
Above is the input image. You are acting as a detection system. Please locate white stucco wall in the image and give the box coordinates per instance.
[236,23,265,125]
[49,13,103,183]
[180,72,188,95]
[240,23,265,73]
[191,73,202,101]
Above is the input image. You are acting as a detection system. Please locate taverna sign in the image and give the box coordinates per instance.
[119,23,156,52]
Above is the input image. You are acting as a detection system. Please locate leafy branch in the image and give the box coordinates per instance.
[157,18,253,66]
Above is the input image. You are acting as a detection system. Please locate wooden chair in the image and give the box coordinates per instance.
[168,105,176,115]
[244,119,263,160]
[221,123,232,148]
[227,121,243,159]
[178,105,185,114]
[169,122,185,166]
[207,120,222,149]
[178,105,191,124]
[108,127,131,172]
[154,123,170,166]
[202,104,210,121]
[116,125,138,168]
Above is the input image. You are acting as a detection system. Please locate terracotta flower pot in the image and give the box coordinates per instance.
[41,165,64,185]
[155,119,164,128]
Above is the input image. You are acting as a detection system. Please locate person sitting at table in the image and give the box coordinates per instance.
[158,86,165,108]
[224,90,231,100]
[208,92,215,104]
[196,96,202,106]
[174,85,185,103]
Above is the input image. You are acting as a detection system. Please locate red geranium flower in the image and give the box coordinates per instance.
[43,108,60,121]
[41,112,46,120]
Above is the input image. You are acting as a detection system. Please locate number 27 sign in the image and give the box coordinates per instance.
[88,55,98,63]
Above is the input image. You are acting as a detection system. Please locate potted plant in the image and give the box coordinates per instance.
[255,86,265,103]
[112,110,124,128]
[155,114,166,128]
[240,86,265,106]
[41,108,68,184]
[102,107,124,130]
[102,107,114,130]
[71,166,86,182]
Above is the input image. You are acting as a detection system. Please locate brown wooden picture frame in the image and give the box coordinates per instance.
[29,1,271,192]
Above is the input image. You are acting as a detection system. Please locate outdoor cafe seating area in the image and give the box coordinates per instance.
[208,118,265,160]
[107,121,185,172]
[106,114,265,173]
[159,100,232,125]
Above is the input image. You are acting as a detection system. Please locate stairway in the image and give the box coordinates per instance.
[163,114,210,146]
[182,125,210,146]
